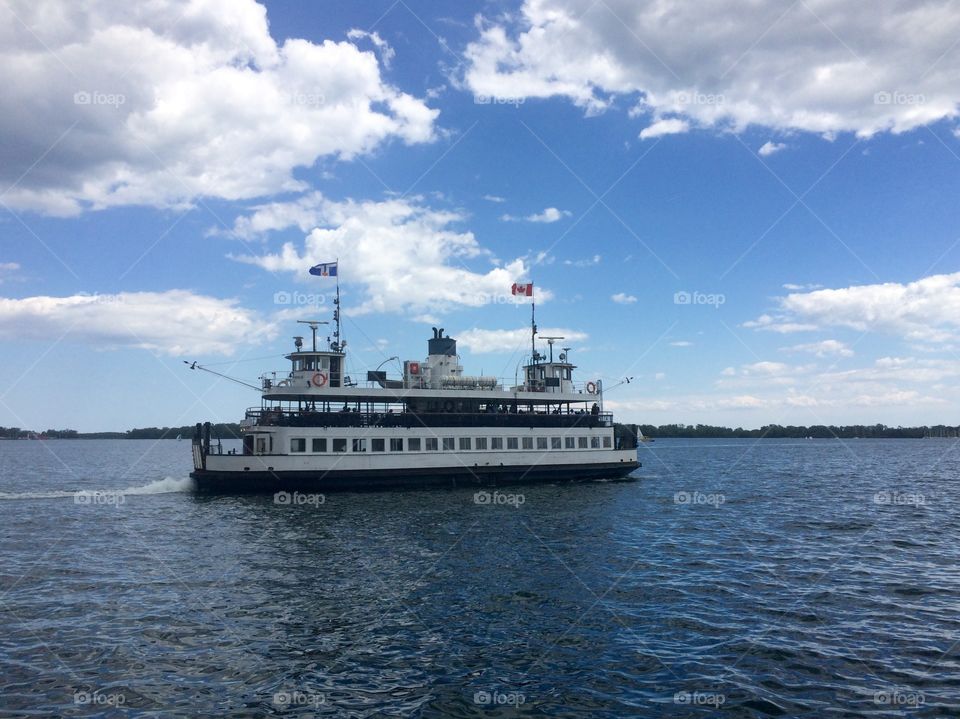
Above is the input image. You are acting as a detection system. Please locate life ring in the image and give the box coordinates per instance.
[277,380,290,387]
[311,371,328,387]
[586,381,597,394]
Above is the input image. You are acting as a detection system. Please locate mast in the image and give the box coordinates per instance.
[333,256,342,351]
[531,299,537,364]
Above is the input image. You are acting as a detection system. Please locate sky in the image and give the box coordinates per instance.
[2,0,960,432]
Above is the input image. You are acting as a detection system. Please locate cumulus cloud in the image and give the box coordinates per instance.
[501,207,571,223]
[746,272,960,343]
[456,327,587,354]
[782,339,854,358]
[0,0,438,215]
[230,194,550,315]
[639,118,689,139]
[463,0,960,137]
[758,141,787,156]
[611,292,637,304]
[0,290,276,355]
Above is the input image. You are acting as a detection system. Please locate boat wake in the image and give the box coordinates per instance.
[0,476,195,500]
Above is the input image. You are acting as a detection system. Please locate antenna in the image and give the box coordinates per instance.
[539,335,564,363]
[296,320,328,351]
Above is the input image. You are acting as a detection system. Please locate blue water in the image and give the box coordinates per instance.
[1,438,959,717]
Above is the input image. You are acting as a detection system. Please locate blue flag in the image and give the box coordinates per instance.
[309,261,338,277]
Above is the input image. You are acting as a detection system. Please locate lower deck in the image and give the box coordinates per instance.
[190,419,641,493]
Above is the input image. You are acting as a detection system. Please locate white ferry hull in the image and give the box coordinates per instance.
[190,452,639,493]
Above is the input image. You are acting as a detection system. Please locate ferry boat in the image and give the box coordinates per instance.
[189,295,640,492]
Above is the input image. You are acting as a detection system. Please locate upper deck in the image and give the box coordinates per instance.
[260,327,603,405]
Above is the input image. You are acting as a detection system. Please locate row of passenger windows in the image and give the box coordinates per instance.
[290,435,612,453]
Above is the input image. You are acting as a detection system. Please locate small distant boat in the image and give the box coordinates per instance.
[638,430,654,443]
[176,434,182,441]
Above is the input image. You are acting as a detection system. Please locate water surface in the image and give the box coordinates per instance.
[1,438,958,716]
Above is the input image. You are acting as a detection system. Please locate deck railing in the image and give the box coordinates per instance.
[242,408,614,430]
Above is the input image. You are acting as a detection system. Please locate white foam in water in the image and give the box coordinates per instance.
[0,476,195,500]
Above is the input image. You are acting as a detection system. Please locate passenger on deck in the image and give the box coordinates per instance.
[591,403,600,416]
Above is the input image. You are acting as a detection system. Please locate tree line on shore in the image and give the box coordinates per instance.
[2,422,958,440]
[0,424,243,440]
[632,423,959,439]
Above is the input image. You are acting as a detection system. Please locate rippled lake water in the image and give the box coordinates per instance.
[1,438,959,717]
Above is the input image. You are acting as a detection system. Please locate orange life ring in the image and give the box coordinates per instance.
[311,371,328,387]
[586,381,597,394]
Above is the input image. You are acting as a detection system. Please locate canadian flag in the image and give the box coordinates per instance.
[511,282,533,296]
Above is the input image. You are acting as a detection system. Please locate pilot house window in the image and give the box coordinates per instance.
[290,438,306,453]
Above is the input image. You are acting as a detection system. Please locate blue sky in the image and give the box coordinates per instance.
[3,0,960,431]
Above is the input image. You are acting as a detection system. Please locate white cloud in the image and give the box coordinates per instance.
[742,313,819,333]
[0,262,21,284]
[456,327,587,354]
[782,339,854,358]
[758,141,787,156]
[231,194,551,315]
[639,118,690,139]
[739,361,792,376]
[0,290,276,355]
[502,207,571,223]
[0,0,438,215]
[782,283,823,291]
[564,255,601,267]
[747,272,960,343]
[345,29,395,69]
[463,0,960,137]
[669,340,693,347]
[611,292,637,304]
[482,194,507,203]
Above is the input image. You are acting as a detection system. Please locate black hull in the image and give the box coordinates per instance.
[190,460,640,494]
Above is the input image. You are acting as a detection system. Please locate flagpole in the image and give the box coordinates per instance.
[334,256,341,351]
[531,296,536,364]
